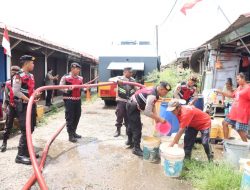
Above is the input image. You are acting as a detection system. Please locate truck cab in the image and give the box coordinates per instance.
[98,40,160,106]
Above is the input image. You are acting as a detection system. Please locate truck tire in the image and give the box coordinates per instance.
[104,100,116,106]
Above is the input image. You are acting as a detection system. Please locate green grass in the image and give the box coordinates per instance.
[37,106,63,126]
[181,160,242,190]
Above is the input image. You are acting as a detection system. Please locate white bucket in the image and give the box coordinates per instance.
[160,142,169,166]
[142,137,161,163]
[160,136,184,166]
[239,158,250,172]
[241,161,250,190]
[163,145,185,177]
[223,140,250,168]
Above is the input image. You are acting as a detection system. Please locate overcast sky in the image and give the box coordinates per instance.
[0,0,250,64]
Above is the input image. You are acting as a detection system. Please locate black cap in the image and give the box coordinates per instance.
[71,62,81,68]
[20,55,35,61]
[159,81,172,91]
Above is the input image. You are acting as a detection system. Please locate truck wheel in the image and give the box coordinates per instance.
[104,100,112,106]
[104,100,116,106]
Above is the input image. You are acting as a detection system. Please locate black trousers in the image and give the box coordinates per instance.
[115,101,128,129]
[64,99,81,135]
[17,103,36,157]
[45,90,53,105]
[184,127,213,160]
[126,101,142,146]
[3,105,17,142]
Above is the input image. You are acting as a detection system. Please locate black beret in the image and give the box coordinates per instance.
[159,81,172,91]
[71,62,81,68]
[20,55,35,61]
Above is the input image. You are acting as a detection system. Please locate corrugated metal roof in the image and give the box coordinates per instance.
[205,13,250,44]
[107,62,144,71]
[0,22,98,63]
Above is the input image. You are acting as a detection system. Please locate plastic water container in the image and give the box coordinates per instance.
[160,142,169,166]
[143,137,161,163]
[155,122,171,136]
[241,161,250,190]
[223,140,250,168]
[160,102,179,136]
[194,94,204,111]
[239,158,250,172]
[163,145,185,177]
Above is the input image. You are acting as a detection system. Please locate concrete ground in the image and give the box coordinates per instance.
[0,98,195,190]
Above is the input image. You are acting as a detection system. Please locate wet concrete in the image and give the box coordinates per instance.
[0,99,193,190]
[38,99,192,190]
[42,141,192,190]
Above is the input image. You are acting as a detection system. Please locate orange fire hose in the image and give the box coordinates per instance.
[23,81,144,189]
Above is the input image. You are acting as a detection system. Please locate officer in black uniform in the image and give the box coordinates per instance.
[13,55,39,165]
[109,67,137,137]
[60,63,83,143]
[0,65,20,152]
[126,82,171,156]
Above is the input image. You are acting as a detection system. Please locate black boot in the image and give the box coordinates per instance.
[15,155,31,165]
[113,127,121,137]
[207,153,214,162]
[184,151,192,160]
[15,147,31,165]
[73,133,82,139]
[0,141,7,152]
[125,136,134,148]
[69,134,77,143]
[26,150,40,159]
[132,144,143,157]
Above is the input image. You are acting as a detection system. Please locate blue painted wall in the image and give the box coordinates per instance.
[99,56,160,82]
[0,47,6,102]
[0,47,6,83]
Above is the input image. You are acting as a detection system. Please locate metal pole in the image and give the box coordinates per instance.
[218,6,250,54]
[156,25,159,57]
[44,50,48,97]
[44,50,48,77]
[6,55,11,79]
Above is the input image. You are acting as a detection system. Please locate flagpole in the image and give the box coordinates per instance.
[218,6,250,54]
[6,55,11,79]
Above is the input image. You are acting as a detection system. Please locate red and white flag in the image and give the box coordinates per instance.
[2,26,11,57]
[180,0,202,15]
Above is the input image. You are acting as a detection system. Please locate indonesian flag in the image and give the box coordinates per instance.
[180,0,202,15]
[2,26,11,57]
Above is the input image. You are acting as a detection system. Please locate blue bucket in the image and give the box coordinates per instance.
[194,95,204,111]
[162,146,185,177]
[241,164,250,190]
[164,159,184,177]
[160,102,179,136]
[143,146,160,162]
[143,137,160,163]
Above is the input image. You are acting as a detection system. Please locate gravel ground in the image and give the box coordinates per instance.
[0,98,193,190]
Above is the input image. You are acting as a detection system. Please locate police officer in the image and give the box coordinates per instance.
[173,75,198,105]
[126,81,171,156]
[13,55,39,165]
[60,62,83,143]
[0,65,20,152]
[109,67,137,137]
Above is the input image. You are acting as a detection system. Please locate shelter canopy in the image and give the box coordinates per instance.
[107,62,144,71]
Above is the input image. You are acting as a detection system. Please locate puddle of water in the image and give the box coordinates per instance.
[42,141,192,190]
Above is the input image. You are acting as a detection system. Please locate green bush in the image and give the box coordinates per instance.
[145,67,193,97]
[181,160,242,190]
